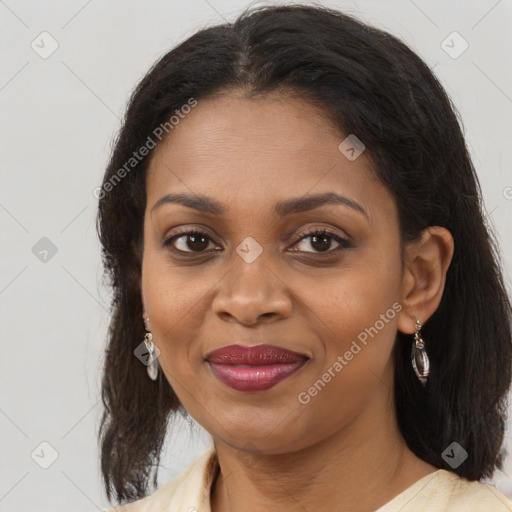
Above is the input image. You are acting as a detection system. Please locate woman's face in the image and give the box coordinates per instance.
[141,91,408,454]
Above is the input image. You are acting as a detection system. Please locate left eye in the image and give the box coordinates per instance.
[291,230,350,253]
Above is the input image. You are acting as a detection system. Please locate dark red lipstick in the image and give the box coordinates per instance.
[206,344,308,391]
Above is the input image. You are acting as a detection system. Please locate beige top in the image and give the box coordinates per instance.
[103,447,512,511]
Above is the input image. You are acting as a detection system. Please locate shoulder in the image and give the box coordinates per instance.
[103,446,217,512]
[442,471,512,511]
[378,469,512,511]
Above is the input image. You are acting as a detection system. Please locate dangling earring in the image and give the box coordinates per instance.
[411,318,429,386]
[143,317,159,381]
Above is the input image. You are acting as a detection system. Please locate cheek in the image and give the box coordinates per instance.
[141,252,199,367]
[298,243,403,396]
[292,286,401,447]
[304,281,399,393]
[300,244,402,342]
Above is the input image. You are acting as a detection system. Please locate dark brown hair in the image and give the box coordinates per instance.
[96,4,512,504]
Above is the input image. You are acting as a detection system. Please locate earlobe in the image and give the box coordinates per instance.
[397,226,454,334]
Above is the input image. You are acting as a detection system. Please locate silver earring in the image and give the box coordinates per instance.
[411,319,429,386]
[143,331,159,381]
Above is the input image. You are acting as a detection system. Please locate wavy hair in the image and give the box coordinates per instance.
[96,4,512,503]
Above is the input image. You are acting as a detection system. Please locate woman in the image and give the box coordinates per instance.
[96,4,512,511]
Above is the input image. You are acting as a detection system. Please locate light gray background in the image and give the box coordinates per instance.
[1,0,511,510]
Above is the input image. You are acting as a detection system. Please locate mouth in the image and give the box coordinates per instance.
[205,344,309,392]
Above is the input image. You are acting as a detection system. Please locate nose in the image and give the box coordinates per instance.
[211,254,293,326]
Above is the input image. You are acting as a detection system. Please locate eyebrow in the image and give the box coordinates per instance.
[151,191,368,220]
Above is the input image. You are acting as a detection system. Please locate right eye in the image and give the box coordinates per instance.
[163,230,219,253]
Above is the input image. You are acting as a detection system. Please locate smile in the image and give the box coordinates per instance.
[205,344,308,392]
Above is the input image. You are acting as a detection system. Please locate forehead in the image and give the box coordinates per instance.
[145,91,387,217]
[149,91,358,166]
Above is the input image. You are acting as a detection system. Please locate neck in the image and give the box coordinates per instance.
[210,381,437,511]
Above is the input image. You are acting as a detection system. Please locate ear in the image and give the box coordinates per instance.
[397,226,454,334]
[141,288,149,320]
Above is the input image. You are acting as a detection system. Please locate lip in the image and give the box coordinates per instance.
[205,344,308,392]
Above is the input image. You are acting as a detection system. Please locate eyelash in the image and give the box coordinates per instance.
[162,228,352,255]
